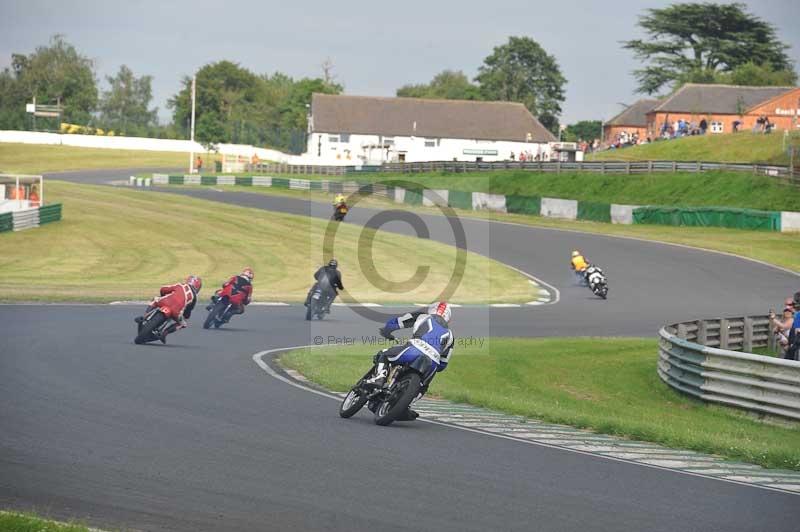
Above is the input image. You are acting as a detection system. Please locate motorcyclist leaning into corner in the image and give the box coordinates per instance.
[305,258,344,313]
[207,267,254,322]
[136,275,202,344]
[570,250,589,273]
[333,192,346,207]
[365,302,455,421]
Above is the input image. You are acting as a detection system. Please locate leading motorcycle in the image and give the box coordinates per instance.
[584,265,609,299]
[333,202,348,222]
[204,283,247,329]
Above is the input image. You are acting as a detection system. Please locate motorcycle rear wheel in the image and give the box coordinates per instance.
[134,311,166,344]
[374,372,421,426]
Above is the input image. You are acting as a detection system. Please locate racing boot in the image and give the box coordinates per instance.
[364,363,387,389]
[396,408,419,421]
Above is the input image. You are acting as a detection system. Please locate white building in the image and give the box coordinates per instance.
[304,94,563,165]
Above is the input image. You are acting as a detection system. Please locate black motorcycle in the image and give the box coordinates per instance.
[333,202,348,222]
[339,333,436,426]
[306,277,333,321]
[585,266,609,299]
[203,294,234,329]
[134,306,172,344]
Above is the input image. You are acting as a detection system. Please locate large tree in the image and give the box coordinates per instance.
[563,120,602,143]
[169,61,342,152]
[397,70,481,100]
[98,65,158,135]
[0,35,97,128]
[624,2,794,94]
[475,36,566,134]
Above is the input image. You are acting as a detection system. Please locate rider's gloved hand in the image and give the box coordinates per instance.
[379,327,395,340]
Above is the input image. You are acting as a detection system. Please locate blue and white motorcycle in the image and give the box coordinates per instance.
[339,331,438,426]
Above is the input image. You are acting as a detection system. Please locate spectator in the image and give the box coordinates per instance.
[195,155,203,173]
[699,118,708,134]
[28,184,40,207]
[770,306,794,356]
[509,151,515,161]
[733,120,741,133]
[519,151,526,162]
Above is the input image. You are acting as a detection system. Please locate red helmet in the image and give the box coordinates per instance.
[186,275,202,292]
[428,301,452,323]
[241,267,254,281]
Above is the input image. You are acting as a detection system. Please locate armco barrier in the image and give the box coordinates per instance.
[0,212,12,232]
[11,208,39,231]
[658,316,800,421]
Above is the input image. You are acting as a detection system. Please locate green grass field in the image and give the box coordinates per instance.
[0,181,538,303]
[590,131,797,165]
[0,511,90,532]
[168,184,800,273]
[0,142,211,173]
[282,338,800,471]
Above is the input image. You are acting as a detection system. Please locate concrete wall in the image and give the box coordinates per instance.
[422,189,449,207]
[472,193,507,212]
[610,204,639,225]
[782,211,800,232]
[540,198,577,220]
[0,130,291,162]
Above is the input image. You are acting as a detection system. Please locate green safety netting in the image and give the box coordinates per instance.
[633,206,781,231]
[505,195,542,215]
[447,190,473,210]
[578,201,612,223]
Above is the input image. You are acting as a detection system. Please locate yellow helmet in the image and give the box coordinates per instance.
[572,250,581,258]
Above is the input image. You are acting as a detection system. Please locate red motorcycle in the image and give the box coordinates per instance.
[204,282,248,329]
[134,292,187,344]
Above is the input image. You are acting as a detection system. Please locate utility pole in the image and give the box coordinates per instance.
[189,75,197,173]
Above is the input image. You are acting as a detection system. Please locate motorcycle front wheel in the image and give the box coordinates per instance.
[134,311,166,344]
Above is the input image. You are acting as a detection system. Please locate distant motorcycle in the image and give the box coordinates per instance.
[333,202,348,222]
[203,287,238,329]
[584,265,608,299]
[306,276,333,321]
[339,332,435,426]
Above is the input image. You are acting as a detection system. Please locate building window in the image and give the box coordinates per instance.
[710,122,724,133]
[328,135,340,143]
[340,133,350,143]
[383,136,395,146]
[424,138,439,147]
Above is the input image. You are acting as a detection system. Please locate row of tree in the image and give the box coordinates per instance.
[398,2,796,140]
[0,35,341,152]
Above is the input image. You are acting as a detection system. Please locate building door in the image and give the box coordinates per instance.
[398,153,406,162]
[476,157,483,162]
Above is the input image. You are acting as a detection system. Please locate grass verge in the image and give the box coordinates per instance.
[589,131,798,165]
[282,338,800,470]
[148,169,800,212]
[0,181,538,303]
[0,142,217,173]
[0,511,91,532]
[162,184,800,273]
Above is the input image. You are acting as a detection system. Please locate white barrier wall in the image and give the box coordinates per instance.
[393,187,406,203]
[472,193,507,212]
[782,211,800,232]
[422,189,449,207]
[541,198,577,220]
[0,130,291,162]
[610,204,639,225]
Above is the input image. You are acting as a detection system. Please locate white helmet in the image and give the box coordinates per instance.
[428,302,452,323]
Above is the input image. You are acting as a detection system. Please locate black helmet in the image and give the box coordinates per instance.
[793,291,800,308]
[328,258,338,268]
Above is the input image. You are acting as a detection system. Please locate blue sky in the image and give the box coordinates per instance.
[1,0,798,125]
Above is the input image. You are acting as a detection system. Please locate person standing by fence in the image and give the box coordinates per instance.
[195,155,203,174]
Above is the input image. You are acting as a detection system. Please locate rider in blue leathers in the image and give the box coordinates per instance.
[366,302,454,420]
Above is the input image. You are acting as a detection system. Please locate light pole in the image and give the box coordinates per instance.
[188,75,197,173]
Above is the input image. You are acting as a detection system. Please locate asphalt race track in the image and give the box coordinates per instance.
[1,170,799,531]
